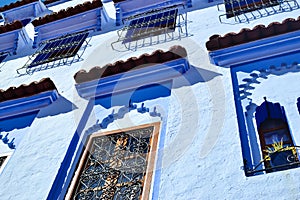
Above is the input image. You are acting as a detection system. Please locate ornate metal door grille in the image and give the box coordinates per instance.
[71,126,155,200]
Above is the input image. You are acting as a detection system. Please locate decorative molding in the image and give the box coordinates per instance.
[0,21,24,55]
[0,133,15,149]
[0,78,56,102]
[32,0,102,26]
[206,18,300,51]
[0,78,58,149]
[85,101,162,136]
[0,0,39,12]
[208,28,300,68]
[32,0,102,47]
[74,45,188,83]
[47,90,168,199]
[0,90,59,120]
[75,57,189,99]
[1,0,49,24]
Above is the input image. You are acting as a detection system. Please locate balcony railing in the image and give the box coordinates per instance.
[246,146,300,175]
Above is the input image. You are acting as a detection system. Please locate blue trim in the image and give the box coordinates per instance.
[0,132,16,149]
[0,29,21,54]
[33,3,37,18]
[13,31,19,54]
[47,99,95,200]
[230,67,253,173]
[208,29,300,175]
[0,90,58,120]
[33,7,102,47]
[152,113,168,200]
[209,29,300,67]
[115,5,121,26]
[96,8,101,31]
[49,100,166,199]
[230,49,300,72]
[2,1,48,24]
[76,58,190,99]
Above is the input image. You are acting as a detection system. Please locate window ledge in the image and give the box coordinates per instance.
[0,90,59,120]
[32,7,102,47]
[75,57,190,99]
[209,29,300,68]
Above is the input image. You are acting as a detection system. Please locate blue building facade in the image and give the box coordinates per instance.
[0,0,300,199]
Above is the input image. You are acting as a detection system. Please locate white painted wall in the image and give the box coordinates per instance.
[0,0,300,199]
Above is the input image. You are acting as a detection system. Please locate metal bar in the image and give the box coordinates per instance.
[247,161,300,174]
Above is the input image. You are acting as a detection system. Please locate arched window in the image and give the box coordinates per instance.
[255,98,299,173]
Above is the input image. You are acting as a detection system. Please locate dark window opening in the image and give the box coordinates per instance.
[249,97,300,174]
[0,156,7,168]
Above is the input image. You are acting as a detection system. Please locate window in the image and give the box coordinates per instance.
[66,123,160,199]
[297,97,300,114]
[112,5,188,50]
[253,98,299,173]
[224,0,280,18]
[218,0,299,23]
[0,156,7,168]
[122,8,178,43]
[0,152,12,174]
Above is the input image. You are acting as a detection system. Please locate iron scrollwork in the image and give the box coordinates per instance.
[72,126,154,199]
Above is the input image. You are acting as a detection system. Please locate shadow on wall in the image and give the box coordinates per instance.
[95,65,222,108]
[173,65,222,89]
[37,95,78,118]
[0,95,77,132]
[95,81,173,108]
[0,111,38,132]
[245,102,264,174]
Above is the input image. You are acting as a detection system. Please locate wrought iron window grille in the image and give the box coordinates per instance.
[66,123,160,200]
[111,5,189,51]
[217,0,299,24]
[17,31,92,75]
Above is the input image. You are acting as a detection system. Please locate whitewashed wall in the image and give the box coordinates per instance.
[0,0,299,199]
